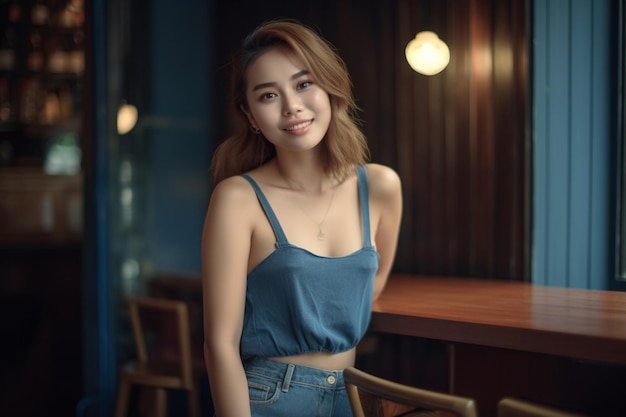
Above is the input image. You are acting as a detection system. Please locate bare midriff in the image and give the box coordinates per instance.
[269,348,356,371]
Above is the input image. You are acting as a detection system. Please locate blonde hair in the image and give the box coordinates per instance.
[211,19,369,183]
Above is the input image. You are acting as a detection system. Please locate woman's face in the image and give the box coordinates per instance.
[243,46,331,153]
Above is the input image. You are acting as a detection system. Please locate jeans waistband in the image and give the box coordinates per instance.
[243,357,345,391]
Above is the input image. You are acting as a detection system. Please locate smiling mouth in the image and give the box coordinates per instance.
[284,120,313,131]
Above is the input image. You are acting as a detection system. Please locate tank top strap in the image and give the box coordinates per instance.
[357,165,373,247]
[241,174,289,247]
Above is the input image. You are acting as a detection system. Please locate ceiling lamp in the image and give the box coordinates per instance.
[405,31,450,76]
[117,102,138,135]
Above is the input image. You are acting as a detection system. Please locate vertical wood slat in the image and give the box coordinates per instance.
[469,0,497,277]
[447,2,473,276]
[429,0,450,274]
[493,0,524,278]
[532,0,550,285]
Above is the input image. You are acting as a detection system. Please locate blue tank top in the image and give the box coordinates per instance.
[239,166,379,360]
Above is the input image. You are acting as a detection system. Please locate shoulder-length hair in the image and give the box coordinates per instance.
[211,19,370,184]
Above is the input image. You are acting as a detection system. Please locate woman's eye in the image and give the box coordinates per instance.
[260,92,276,101]
[298,81,313,89]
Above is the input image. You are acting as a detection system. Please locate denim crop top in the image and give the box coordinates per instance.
[239,166,379,360]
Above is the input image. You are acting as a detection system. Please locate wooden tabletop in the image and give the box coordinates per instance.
[370,274,626,365]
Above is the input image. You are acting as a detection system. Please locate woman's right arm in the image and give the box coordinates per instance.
[202,177,254,417]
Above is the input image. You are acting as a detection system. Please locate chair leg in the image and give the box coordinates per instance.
[153,387,168,417]
[113,379,131,417]
[188,384,200,417]
[139,388,154,417]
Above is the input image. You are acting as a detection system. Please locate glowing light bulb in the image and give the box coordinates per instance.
[117,103,138,135]
[405,31,450,76]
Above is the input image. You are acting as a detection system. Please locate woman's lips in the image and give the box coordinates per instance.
[284,119,313,131]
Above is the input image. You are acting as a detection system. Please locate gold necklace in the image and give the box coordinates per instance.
[279,169,336,241]
[313,188,335,241]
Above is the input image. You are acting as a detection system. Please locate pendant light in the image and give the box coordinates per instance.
[405,31,450,76]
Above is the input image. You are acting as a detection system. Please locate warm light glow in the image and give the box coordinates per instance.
[117,103,138,135]
[405,31,450,76]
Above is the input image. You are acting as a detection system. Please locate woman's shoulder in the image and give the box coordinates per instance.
[212,162,278,202]
[210,174,257,207]
[362,163,402,197]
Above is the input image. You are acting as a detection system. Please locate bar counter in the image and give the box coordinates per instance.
[370,274,626,365]
[370,274,626,416]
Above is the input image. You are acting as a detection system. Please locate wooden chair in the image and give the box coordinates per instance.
[343,367,478,417]
[498,398,590,417]
[114,296,204,417]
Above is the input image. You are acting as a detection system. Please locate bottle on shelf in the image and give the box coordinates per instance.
[27,30,45,72]
[68,30,84,74]
[46,33,68,73]
[0,76,13,122]
[19,77,44,124]
[0,27,17,71]
[31,0,50,26]
[42,86,61,124]
[7,1,24,25]
[56,0,84,29]
[0,1,23,71]
[59,83,73,120]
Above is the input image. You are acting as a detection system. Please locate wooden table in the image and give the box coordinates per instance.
[369,274,626,416]
[370,274,626,365]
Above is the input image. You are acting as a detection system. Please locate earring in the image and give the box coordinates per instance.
[250,125,261,134]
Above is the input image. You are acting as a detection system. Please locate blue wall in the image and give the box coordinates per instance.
[532,0,615,289]
[148,0,212,274]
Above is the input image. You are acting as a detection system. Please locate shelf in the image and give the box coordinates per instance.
[1,0,85,151]
[0,69,83,79]
[0,167,83,244]
[0,117,80,135]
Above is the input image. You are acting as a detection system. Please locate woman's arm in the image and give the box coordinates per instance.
[365,164,403,300]
[202,177,254,417]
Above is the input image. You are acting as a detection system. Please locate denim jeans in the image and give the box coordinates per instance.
[243,357,352,417]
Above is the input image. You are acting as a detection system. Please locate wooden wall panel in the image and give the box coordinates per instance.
[212,0,530,281]
[351,0,529,279]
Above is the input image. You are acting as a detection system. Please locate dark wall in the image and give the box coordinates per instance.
[212,0,530,280]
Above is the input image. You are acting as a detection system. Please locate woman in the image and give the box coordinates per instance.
[202,19,402,417]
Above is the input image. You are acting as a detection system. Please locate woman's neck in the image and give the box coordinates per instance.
[273,158,333,193]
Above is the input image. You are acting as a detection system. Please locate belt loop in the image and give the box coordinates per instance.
[281,363,295,392]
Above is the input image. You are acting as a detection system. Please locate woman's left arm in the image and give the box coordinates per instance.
[365,163,403,300]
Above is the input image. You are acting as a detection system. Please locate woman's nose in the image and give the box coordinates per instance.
[282,91,303,115]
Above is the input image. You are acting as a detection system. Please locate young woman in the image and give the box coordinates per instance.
[201,19,403,417]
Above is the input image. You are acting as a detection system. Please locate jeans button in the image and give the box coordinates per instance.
[327,375,336,385]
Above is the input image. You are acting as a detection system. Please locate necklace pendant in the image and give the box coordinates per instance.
[317,228,325,241]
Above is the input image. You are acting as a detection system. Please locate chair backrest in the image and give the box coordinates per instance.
[343,367,478,417]
[128,296,194,389]
[498,398,589,417]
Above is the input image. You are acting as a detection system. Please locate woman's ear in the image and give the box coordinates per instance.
[240,104,256,127]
